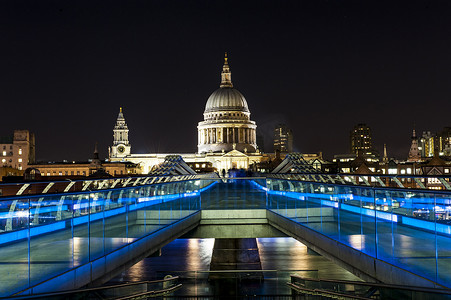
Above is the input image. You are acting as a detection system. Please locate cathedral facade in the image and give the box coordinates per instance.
[109,54,265,174]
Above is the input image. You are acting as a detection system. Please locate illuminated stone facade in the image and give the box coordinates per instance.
[29,161,139,177]
[109,54,265,174]
[0,130,35,171]
[198,53,257,154]
[109,108,131,158]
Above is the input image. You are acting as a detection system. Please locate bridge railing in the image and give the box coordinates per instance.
[0,173,218,197]
[0,176,213,297]
[264,177,451,288]
[268,173,451,191]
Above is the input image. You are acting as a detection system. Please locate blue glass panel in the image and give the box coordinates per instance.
[0,197,30,296]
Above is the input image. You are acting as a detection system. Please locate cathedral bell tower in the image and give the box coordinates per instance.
[110,107,131,158]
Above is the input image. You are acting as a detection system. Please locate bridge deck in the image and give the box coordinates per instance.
[1,177,451,296]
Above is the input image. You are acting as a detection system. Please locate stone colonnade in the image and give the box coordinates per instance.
[198,127,256,145]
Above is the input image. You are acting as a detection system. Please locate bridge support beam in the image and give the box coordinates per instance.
[267,210,443,289]
[210,238,262,272]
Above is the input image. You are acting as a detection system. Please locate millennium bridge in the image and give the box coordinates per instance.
[1,155,451,298]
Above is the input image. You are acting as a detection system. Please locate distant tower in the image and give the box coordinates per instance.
[90,143,105,174]
[382,143,388,163]
[110,107,131,158]
[274,124,293,153]
[350,124,372,155]
[407,129,421,162]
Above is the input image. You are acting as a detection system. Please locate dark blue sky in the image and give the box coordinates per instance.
[1,1,450,161]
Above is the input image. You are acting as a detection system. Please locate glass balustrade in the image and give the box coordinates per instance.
[0,179,202,296]
[267,178,451,287]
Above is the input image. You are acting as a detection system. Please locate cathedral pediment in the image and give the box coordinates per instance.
[222,149,248,157]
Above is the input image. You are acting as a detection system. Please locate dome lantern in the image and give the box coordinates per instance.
[220,52,233,88]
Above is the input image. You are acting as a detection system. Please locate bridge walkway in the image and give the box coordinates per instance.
[1,177,451,296]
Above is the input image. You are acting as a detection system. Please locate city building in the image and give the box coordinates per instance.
[419,131,434,157]
[439,127,451,156]
[350,124,372,155]
[333,153,379,174]
[418,127,451,158]
[0,130,35,171]
[28,161,139,178]
[109,54,266,173]
[273,124,293,153]
[28,145,140,179]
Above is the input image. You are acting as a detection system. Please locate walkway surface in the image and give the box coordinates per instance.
[1,178,450,296]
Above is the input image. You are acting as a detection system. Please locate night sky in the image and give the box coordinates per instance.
[1,1,450,161]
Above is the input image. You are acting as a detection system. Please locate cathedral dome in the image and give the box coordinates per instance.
[204,87,249,113]
[198,53,257,155]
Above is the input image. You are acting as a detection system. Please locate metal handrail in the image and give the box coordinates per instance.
[6,277,180,299]
[287,282,373,300]
[290,275,451,294]
[267,173,451,191]
[114,284,183,300]
[0,173,218,198]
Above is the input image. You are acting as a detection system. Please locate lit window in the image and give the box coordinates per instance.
[18,165,22,170]
[388,169,397,175]
[407,168,412,174]
[59,172,62,176]
[18,149,22,155]
[47,172,50,176]
[18,158,22,163]
[2,151,5,156]
[445,169,450,174]
[400,169,406,174]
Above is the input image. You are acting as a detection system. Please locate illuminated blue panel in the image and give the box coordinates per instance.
[402,217,436,232]
[199,181,218,192]
[0,221,67,245]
